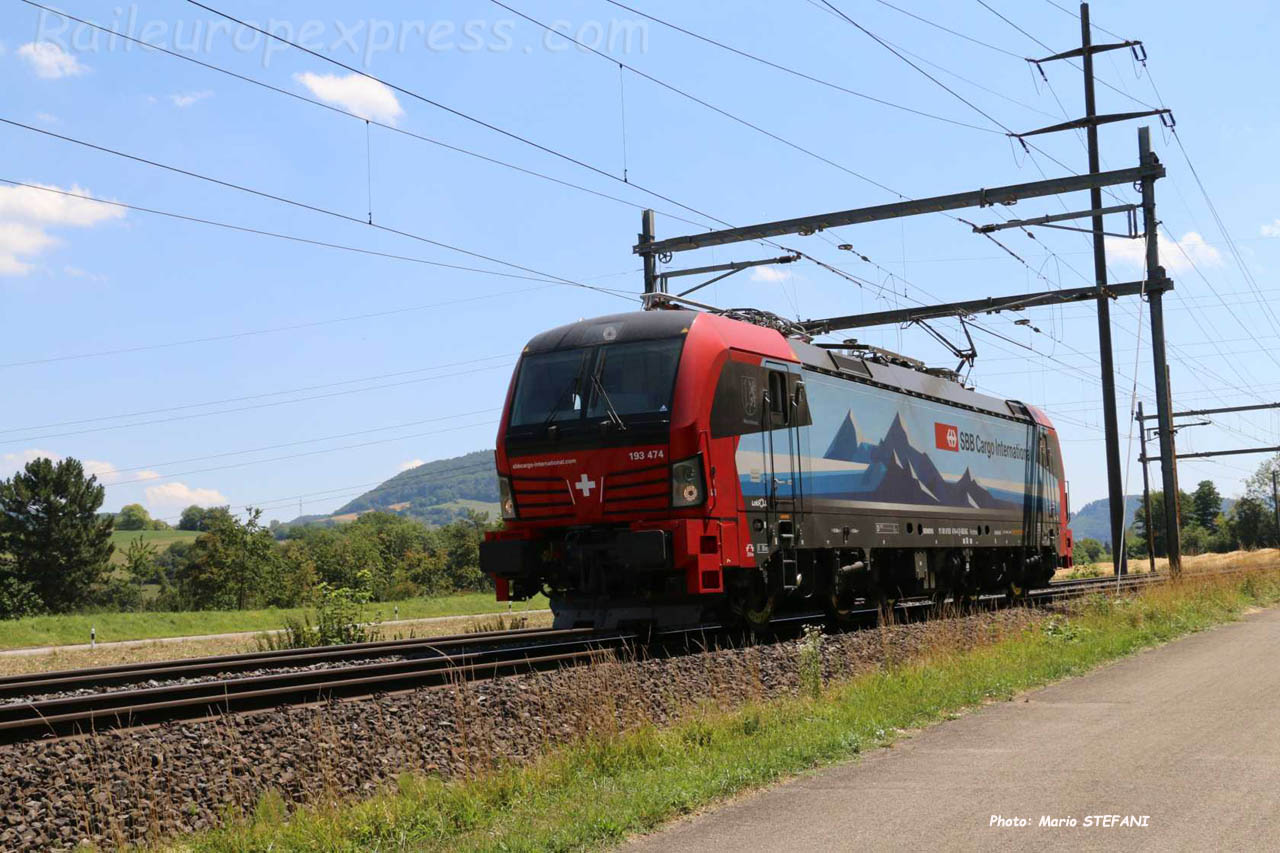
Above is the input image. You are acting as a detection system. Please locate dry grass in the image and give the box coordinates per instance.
[1055,547,1280,579]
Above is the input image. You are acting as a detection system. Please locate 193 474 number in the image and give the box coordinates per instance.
[628,449,665,462]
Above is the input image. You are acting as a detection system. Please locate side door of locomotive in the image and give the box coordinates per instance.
[761,361,808,544]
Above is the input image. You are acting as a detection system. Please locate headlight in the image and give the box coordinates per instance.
[498,476,517,520]
[671,455,705,507]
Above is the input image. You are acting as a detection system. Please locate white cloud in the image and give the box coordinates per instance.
[35,112,58,124]
[750,266,793,283]
[0,451,135,484]
[1261,220,1280,238]
[0,223,57,275]
[0,449,59,477]
[294,71,404,124]
[168,91,213,108]
[144,482,229,516]
[398,458,426,472]
[62,265,106,283]
[18,41,87,79]
[83,459,120,479]
[1104,230,1221,274]
[0,182,124,277]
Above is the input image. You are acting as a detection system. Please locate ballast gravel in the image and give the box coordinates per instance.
[0,609,1043,851]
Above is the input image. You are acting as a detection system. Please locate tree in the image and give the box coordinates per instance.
[1073,537,1107,566]
[115,503,152,531]
[178,508,279,610]
[1228,497,1274,550]
[0,457,114,613]
[1190,481,1223,532]
[1132,489,1193,559]
[123,537,162,586]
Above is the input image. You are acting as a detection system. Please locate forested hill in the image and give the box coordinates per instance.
[1068,496,1142,546]
[1070,494,1236,545]
[290,450,498,527]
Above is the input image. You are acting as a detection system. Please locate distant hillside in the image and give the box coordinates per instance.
[1070,494,1236,545]
[287,450,498,528]
[1069,496,1143,546]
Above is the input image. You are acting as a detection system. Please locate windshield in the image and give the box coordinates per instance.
[508,349,589,427]
[509,339,683,428]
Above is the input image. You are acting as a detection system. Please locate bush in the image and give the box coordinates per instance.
[0,572,41,619]
[93,577,144,612]
[257,579,380,650]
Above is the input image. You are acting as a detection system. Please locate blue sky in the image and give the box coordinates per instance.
[2,0,1278,522]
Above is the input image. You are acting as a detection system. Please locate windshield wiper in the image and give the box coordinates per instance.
[589,371,627,431]
[540,372,582,431]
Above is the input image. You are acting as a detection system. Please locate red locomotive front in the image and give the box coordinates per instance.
[481,310,772,628]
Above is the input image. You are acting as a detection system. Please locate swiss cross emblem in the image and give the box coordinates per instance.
[574,473,598,497]
[935,422,959,452]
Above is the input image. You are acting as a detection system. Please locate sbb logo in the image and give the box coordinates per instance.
[935,422,959,452]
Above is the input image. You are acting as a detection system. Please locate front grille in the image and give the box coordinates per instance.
[509,460,672,521]
[510,475,574,521]
[602,462,668,513]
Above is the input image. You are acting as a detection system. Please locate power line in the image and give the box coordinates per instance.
[94,417,491,489]
[1,354,514,434]
[101,414,497,488]
[0,179,577,288]
[815,1,1274,414]
[180,0,725,229]
[976,0,1158,110]
[16,1,710,231]
[491,0,902,197]
[0,282,557,369]
[151,458,497,523]
[598,0,1003,134]
[2,363,511,445]
[817,0,1021,137]
[963,2,1273,400]
[0,118,631,302]
[870,0,1024,58]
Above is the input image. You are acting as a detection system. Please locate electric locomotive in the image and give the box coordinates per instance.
[480,308,1073,628]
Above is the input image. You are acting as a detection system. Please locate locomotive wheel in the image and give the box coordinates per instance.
[826,590,864,629]
[743,593,776,632]
[728,574,776,632]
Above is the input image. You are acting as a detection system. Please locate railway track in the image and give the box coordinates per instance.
[0,570,1187,745]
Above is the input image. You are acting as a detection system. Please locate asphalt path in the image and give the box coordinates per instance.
[625,606,1280,852]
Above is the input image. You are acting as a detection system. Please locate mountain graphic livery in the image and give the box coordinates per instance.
[822,412,1019,510]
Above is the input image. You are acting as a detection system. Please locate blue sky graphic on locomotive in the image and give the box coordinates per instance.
[738,374,1059,515]
[2,0,1276,522]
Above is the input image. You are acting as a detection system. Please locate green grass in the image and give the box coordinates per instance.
[177,570,1280,853]
[108,529,201,565]
[0,592,548,649]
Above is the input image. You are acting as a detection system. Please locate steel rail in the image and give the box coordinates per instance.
[0,625,586,699]
[0,633,645,744]
[2,563,1269,745]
